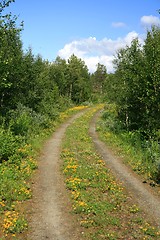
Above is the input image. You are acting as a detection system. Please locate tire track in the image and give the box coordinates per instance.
[89,110,160,229]
[28,110,87,240]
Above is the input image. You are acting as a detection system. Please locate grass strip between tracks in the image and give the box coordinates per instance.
[61,105,160,240]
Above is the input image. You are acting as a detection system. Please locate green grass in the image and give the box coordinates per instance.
[0,143,36,239]
[61,105,160,239]
[97,104,160,183]
[0,105,88,239]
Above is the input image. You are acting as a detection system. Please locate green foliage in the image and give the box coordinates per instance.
[112,39,145,130]
[0,127,21,162]
[143,26,160,133]
[61,106,159,239]
[90,63,108,103]
[105,27,160,138]
[49,56,68,96]
[9,108,32,136]
[0,1,99,238]
[0,0,24,114]
[0,104,90,238]
[98,104,160,182]
[38,85,60,120]
[0,0,15,11]
[91,63,107,94]
[67,54,91,103]
[102,26,160,184]
[1,7,93,118]
[8,103,49,136]
[0,141,36,236]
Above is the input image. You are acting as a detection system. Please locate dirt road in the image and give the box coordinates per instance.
[28,111,85,240]
[28,108,160,240]
[89,110,160,229]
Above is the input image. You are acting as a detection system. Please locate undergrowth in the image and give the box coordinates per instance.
[97,104,160,184]
[0,104,88,239]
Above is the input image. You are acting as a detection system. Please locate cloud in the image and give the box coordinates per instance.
[83,55,115,73]
[141,15,160,26]
[112,22,126,28]
[58,32,144,73]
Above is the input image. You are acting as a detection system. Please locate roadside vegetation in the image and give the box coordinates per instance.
[97,104,160,187]
[61,105,160,240]
[0,105,88,239]
[0,1,92,238]
[1,0,160,239]
[103,26,160,184]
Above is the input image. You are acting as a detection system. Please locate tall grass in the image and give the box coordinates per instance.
[97,104,160,183]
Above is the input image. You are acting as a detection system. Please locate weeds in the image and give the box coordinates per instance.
[97,104,160,183]
[61,105,160,239]
[0,143,36,238]
[0,104,88,239]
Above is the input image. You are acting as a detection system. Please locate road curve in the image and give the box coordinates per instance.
[28,110,87,240]
[89,110,160,229]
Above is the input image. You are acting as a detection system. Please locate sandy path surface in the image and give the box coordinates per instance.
[27,111,85,240]
[89,110,160,229]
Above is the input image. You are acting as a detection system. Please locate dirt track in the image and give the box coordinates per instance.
[89,110,160,229]
[28,108,160,240]
[28,111,85,240]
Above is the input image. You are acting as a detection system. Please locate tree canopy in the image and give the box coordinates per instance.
[104,26,160,137]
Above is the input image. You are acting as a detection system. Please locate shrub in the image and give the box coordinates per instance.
[8,103,50,136]
[0,127,21,162]
[8,104,33,136]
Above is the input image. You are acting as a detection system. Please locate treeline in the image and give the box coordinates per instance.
[0,1,109,169]
[101,26,160,181]
[1,3,105,235]
[105,26,160,139]
[1,1,160,163]
[2,1,160,237]
[0,1,94,133]
[0,16,91,118]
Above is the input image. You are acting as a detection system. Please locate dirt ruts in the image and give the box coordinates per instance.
[89,110,160,229]
[28,108,160,240]
[27,111,86,240]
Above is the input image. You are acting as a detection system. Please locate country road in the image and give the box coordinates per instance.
[27,108,160,240]
[27,111,86,240]
[89,110,160,229]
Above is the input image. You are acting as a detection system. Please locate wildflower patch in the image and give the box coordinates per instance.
[61,105,160,239]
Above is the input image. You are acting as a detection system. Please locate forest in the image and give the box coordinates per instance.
[1,0,160,177]
[0,0,107,163]
[1,0,160,171]
[0,0,160,237]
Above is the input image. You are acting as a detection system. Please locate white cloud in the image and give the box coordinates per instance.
[112,22,126,28]
[83,55,115,73]
[141,15,160,26]
[58,32,144,73]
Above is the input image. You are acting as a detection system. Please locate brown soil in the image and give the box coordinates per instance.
[26,111,86,240]
[89,110,160,229]
[26,108,160,240]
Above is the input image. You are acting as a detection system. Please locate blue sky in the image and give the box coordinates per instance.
[6,0,160,72]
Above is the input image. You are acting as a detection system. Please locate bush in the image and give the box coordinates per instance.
[99,104,160,182]
[102,110,124,133]
[8,104,33,136]
[0,127,22,162]
[156,161,160,182]
[8,103,50,136]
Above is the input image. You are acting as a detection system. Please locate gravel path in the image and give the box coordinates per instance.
[89,110,160,229]
[28,111,86,240]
